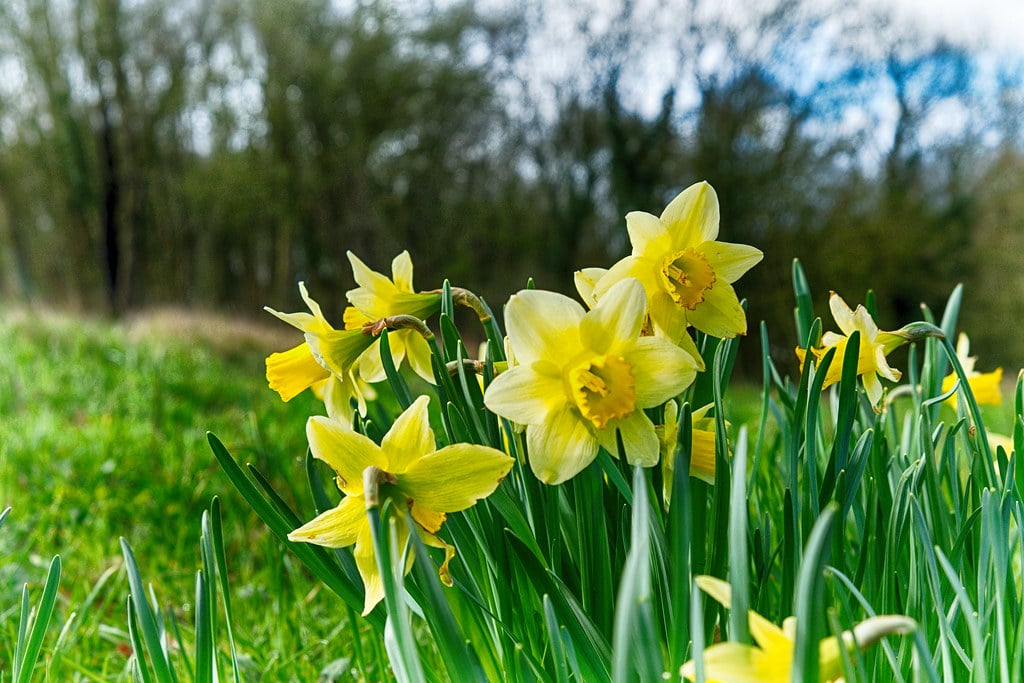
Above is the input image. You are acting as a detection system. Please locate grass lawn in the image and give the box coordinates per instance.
[0,307,386,680]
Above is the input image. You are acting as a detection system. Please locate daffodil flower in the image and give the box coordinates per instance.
[288,395,513,615]
[483,278,698,485]
[796,293,905,409]
[265,282,376,413]
[343,251,442,384]
[942,332,1002,407]
[681,575,916,683]
[590,181,763,367]
[658,400,718,504]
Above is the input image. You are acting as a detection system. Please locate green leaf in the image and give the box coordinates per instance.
[792,504,838,683]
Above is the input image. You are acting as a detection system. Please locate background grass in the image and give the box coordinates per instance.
[0,308,387,680]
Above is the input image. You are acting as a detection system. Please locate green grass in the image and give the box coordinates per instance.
[0,308,382,680]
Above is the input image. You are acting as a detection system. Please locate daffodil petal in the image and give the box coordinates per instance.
[852,304,879,338]
[695,241,764,284]
[410,504,446,534]
[625,210,671,256]
[526,405,598,485]
[629,336,698,406]
[403,331,436,383]
[598,411,659,466]
[661,181,719,247]
[683,642,790,683]
[581,278,645,355]
[266,343,331,401]
[687,281,747,338]
[829,293,857,335]
[648,290,692,344]
[863,371,883,407]
[358,338,387,383]
[382,395,435,473]
[355,522,386,615]
[574,267,608,308]
[483,365,567,425]
[970,367,1003,405]
[690,428,717,484]
[392,250,415,292]
[287,494,366,548]
[264,306,317,332]
[504,289,585,367]
[595,255,661,303]
[307,416,383,495]
[400,443,513,512]
[419,528,456,587]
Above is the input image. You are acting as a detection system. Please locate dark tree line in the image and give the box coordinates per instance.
[1,0,1023,370]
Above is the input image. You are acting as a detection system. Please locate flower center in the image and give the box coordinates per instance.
[660,248,716,310]
[569,355,636,430]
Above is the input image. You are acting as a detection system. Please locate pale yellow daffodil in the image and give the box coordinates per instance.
[483,278,698,485]
[265,282,376,413]
[288,395,513,615]
[590,181,763,368]
[796,293,905,409]
[659,401,718,504]
[681,575,916,683]
[941,332,1002,407]
[343,251,441,384]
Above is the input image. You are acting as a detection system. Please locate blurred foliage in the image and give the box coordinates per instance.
[0,0,1022,372]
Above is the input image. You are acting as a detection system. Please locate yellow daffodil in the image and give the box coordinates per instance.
[483,278,698,485]
[796,293,905,409]
[343,251,441,384]
[288,395,513,615]
[265,282,376,410]
[573,267,608,309]
[941,332,1002,407]
[590,181,763,367]
[681,575,916,683]
[659,401,718,504]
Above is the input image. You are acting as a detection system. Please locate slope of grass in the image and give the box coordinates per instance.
[0,307,380,680]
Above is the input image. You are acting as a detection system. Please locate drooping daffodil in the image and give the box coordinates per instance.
[681,575,916,683]
[288,395,513,615]
[483,277,698,485]
[588,181,763,368]
[941,332,1002,407]
[796,292,943,410]
[343,251,442,384]
[265,282,376,416]
[658,400,718,504]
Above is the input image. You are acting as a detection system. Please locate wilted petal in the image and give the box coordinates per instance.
[307,416,383,495]
[526,405,598,485]
[400,443,513,512]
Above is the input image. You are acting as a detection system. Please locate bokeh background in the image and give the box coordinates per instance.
[2,0,1023,372]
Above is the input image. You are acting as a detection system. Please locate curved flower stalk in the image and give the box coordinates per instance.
[265,282,376,416]
[658,400,718,504]
[343,251,442,384]
[587,181,763,368]
[681,575,916,683]
[483,278,698,485]
[288,395,513,615]
[941,332,1003,407]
